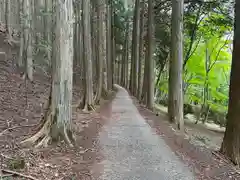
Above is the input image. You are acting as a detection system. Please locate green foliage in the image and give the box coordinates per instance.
[184,35,231,113]
[155,0,233,120]
[113,0,233,121]
[113,0,132,46]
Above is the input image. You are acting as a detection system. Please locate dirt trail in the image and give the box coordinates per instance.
[94,85,195,180]
[93,85,240,180]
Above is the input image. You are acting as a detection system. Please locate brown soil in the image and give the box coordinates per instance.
[0,31,113,180]
[133,98,240,180]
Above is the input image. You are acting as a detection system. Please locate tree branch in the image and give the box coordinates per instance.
[207,35,231,73]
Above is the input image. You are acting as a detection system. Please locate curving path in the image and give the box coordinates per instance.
[97,85,195,180]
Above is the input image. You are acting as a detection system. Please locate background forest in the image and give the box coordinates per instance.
[0,0,240,179]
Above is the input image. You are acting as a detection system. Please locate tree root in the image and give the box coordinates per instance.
[4,35,19,46]
[94,94,100,105]
[20,108,74,148]
[20,119,50,148]
[78,95,96,112]
[101,88,109,99]
[77,96,85,109]
[82,104,95,113]
[88,104,95,111]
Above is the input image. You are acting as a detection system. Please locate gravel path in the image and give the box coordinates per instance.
[97,85,195,180]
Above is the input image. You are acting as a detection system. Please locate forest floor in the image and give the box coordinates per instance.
[154,104,224,151]
[0,31,113,179]
[0,31,240,180]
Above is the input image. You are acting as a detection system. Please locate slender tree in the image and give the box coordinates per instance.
[129,0,140,95]
[106,2,113,90]
[168,0,184,130]
[0,0,5,24]
[22,0,33,81]
[137,1,145,100]
[102,1,108,95]
[4,0,13,43]
[121,16,130,88]
[18,0,24,68]
[21,0,74,147]
[95,0,106,103]
[142,46,148,104]
[111,1,116,86]
[79,0,95,111]
[146,0,154,110]
[220,0,240,165]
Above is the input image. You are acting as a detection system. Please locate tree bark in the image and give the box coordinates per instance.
[121,18,130,88]
[142,44,148,104]
[106,3,113,90]
[129,0,140,95]
[118,53,122,84]
[168,0,184,131]
[78,0,84,91]
[21,0,74,148]
[95,0,106,104]
[146,0,154,110]
[18,0,24,69]
[0,0,5,24]
[23,0,33,81]
[137,2,145,100]
[91,7,97,93]
[111,1,115,86]
[73,1,78,70]
[220,1,240,165]
[80,0,95,111]
[5,0,12,40]
[102,2,108,95]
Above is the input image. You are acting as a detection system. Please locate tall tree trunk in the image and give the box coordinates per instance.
[0,0,5,24]
[121,35,126,86]
[137,2,145,100]
[102,2,108,95]
[73,0,80,84]
[91,6,97,93]
[76,1,82,67]
[220,1,240,165]
[18,0,24,69]
[21,0,74,147]
[129,0,140,95]
[77,0,84,90]
[168,0,184,130]
[5,0,12,40]
[95,0,105,104]
[122,19,130,88]
[111,1,115,86]
[23,0,33,81]
[106,2,113,90]
[33,0,39,50]
[80,0,95,111]
[73,2,78,67]
[118,53,122,85]
[146,0,154,110]
[142,44,148,104]
[44,0,52,46]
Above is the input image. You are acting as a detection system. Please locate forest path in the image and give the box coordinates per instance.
[96,85,195,180]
